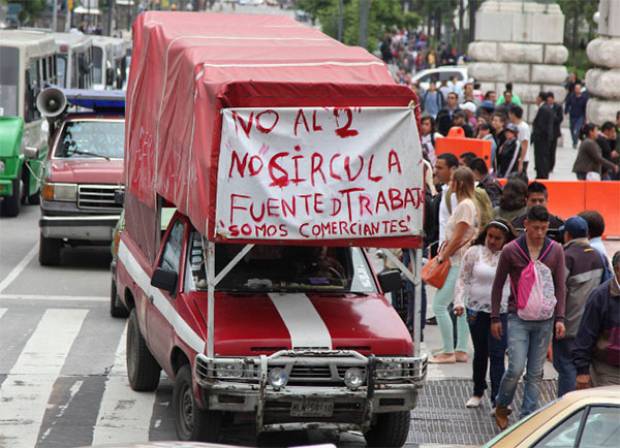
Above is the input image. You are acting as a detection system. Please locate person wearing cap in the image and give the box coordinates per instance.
[556,216,606,397]
[461,101,478,128]
[572,251,620,389]
[495,123,520,178]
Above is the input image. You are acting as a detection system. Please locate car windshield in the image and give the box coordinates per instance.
[187,241,377,294]
[55,120,125,159]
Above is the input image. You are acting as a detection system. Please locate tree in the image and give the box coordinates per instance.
[7,0,47,25]
[298,0,420,51]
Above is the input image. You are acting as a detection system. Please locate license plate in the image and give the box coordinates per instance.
[290,398,334,417]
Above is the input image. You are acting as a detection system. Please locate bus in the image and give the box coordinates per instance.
[92,36,129,90]
[52,32,94,89]
[0,29,57,206]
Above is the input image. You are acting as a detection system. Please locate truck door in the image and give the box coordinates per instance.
[146,217,186,367]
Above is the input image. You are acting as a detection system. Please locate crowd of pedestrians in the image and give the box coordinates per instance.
[399,111,620,429]
[413,71,620,181]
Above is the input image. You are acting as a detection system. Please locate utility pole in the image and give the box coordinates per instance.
[359,0,370,49]
[337,0,344,42]
[52,0,58,32]
[107,0,114,35]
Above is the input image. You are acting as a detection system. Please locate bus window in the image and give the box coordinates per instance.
[0,47,19,116]
[92,46,103,86]
[24,69,41,123]
[56,55,67,88]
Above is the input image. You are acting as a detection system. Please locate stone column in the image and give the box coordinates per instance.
[467,0,568,122]
[585,0,620,125]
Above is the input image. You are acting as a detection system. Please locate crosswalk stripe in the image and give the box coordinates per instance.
[92,325,158,445]
[0,308,6,319]
[0,309,87,448]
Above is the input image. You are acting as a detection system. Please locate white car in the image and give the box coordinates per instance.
[238,0,264,5]
[412,66,469,91]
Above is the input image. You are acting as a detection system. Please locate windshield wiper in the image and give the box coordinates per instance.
[69,149,111,161]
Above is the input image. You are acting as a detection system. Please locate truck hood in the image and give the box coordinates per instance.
[46,159,124,184]
[190,292,413,356]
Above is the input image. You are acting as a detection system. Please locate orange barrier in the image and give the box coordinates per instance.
[435,127,492,169]
[495,179,620,237]
[584,182,620,237]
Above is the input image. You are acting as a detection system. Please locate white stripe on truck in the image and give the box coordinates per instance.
[118,241,205,354]
[268,293,332,349]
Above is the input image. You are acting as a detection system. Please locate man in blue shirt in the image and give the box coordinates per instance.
[564,82,589,149]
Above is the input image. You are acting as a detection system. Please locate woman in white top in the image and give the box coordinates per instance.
[429,167,479,364]
[454,219,515,409]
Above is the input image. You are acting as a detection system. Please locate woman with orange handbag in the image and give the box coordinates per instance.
[429,167,479,364]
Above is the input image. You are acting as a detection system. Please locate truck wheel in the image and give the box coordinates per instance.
[1,177,21,217]
[110,278,129,318]
[173,364,222,442]
[126,309,161,391]
[39,233,62,266]
[364,411,411,448]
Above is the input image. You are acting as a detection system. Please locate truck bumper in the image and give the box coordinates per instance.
[0,179,13,196]
[39,215,120,241]
[194,350,427,433]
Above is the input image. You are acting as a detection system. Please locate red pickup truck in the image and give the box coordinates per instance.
[116,12,427,447]
[36,89,125,265]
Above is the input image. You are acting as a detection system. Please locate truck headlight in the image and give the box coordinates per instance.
[214,360,244,379]
[0,160,5,174]
[268,367,288,389]
[375,362,403,379]
[344,367,365,390]
[41,182,78,202]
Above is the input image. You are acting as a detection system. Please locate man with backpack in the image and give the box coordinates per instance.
[490,205,566,429]
[555,216,606,397]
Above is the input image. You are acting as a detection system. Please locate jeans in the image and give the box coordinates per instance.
[467,310,508,404]
[432,265,469,353]
[570,116,584,147]
[495,314,554,418]
[553,337,576,397]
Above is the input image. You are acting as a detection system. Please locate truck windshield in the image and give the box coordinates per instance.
[55,120,125,159]
[186,238,377,294]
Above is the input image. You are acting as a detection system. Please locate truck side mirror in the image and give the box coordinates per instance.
[151,268,177,295]
[24,146,40,159]
[378,269,402,293]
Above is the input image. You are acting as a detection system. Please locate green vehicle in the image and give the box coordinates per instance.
[0,116,37,216]
[0,29,58,214]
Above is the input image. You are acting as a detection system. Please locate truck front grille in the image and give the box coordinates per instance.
[77,185,123,211]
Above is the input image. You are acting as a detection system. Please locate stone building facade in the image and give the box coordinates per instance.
[467,0,568,122]
[586,0,620,125]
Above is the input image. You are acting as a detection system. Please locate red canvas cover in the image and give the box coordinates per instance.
[126,12,421,257]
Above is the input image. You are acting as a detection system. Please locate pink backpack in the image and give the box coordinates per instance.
[511,241,557,321]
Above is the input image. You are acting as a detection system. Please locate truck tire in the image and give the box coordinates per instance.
[126,309,161,391]
[173,364,222,442]
[39,233,62,266]
[110,278,129,318]
[364,411,411,447]
[1,177,21,217]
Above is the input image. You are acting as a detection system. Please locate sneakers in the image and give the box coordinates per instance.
[466,396,482,408]
[495,405,512,430]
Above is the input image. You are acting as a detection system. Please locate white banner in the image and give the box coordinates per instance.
[215,107,424,241]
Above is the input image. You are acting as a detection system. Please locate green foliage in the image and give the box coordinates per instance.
[12,0,46,24]
[298,0,420,52]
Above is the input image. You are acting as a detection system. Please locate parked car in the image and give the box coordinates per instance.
[412,66,468,91]
[484,386,620,448]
